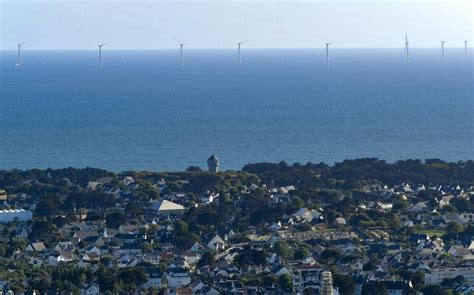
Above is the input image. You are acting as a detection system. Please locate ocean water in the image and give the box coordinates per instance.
[0,49,473,171]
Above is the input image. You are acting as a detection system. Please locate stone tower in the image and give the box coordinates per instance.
[207,154,220,173]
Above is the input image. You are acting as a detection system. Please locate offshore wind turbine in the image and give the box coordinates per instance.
[404,33,410,63]
[178,42,186,66]
[324,42,333,67]
[15,41,27,66]
[173,37,186,66]
[237,41,245,64]
[440,40,446,61]
[464,40,470,60]
[98,41,110,68]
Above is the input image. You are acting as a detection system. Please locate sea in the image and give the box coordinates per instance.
[0,49,473,172]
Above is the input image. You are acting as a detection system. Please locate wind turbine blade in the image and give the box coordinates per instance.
[173,36,181,44]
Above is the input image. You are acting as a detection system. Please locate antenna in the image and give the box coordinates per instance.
[237,41,246,64]
[324,42,333,67]
[98,41,111,68]
[465,40,470,60]
[440,40,446,62]
[404,33,410,63]
[15,41,27,67]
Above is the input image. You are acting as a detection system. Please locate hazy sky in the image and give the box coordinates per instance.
[0,0,472,50]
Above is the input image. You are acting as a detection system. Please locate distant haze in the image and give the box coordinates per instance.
[0,0,472,50]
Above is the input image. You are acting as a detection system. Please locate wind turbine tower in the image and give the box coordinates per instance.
[465,40,470,60]
[237,41,245,64]
[324,42,333,67]
[178,43,186,66]
[440,40,446,61]
[16,42,27,66]
[404,33,410,63]
[98,42,110,68]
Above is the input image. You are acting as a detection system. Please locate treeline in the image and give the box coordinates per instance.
[243,158,474,187]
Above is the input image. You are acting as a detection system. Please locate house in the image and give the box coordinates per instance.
[268,222,282,232]
[332,217,347,225]
[0,208,33,223]
[144,268,163,289]
[447,246,471,258]
[383,281,408,295]
[190,242,205,252]
[167,268,191,288]
[0,189,7,201]
[201,193,219,204]
[80,284,100,295]
[206,235,226,251]
[83,252,100,262]
[57,252,78,263]
[409,202,429,212]
[86,181,100,191]
[25,242,46,253]
[443,213,461,224]
[439,195,454,207]
[151,200,185,219]
[459,213,474,225]
[181,251,201,265]
[55,241,75,253]
[425,267,474,285]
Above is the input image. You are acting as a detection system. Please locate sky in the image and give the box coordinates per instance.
[0,0,472,50]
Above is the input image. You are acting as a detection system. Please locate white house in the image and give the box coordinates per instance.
[167,271,191,288]
[0,209,33,223]
[206,235,226,251]
[151,200,185,218]
[425,268,474,285]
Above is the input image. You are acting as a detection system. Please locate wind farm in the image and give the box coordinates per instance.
[9,34,473,68]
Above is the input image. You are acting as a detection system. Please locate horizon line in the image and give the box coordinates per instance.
[1,46,471,51]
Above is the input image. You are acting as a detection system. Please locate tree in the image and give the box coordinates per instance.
[175,221,188,233]
[293,247,309,260]
[30,219,56,241]
[421,285,448,295]
[446,221,463,235]
[141,242,153,253]
[278,273,293,291]
[235,245,268,266]
[197,251,216,267]
[175,231,199,250]
[36,195,60,217]
[274,241,291,259]
[186,166,202,172]
[362,281,387,295]
[116,268,147,291]
[363,261,376,271]
[333,273,355,295]
[105,212,126,228]
[320,248,341,262]
[263,275,277,287]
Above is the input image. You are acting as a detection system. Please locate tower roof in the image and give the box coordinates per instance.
[208,154,219,162]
